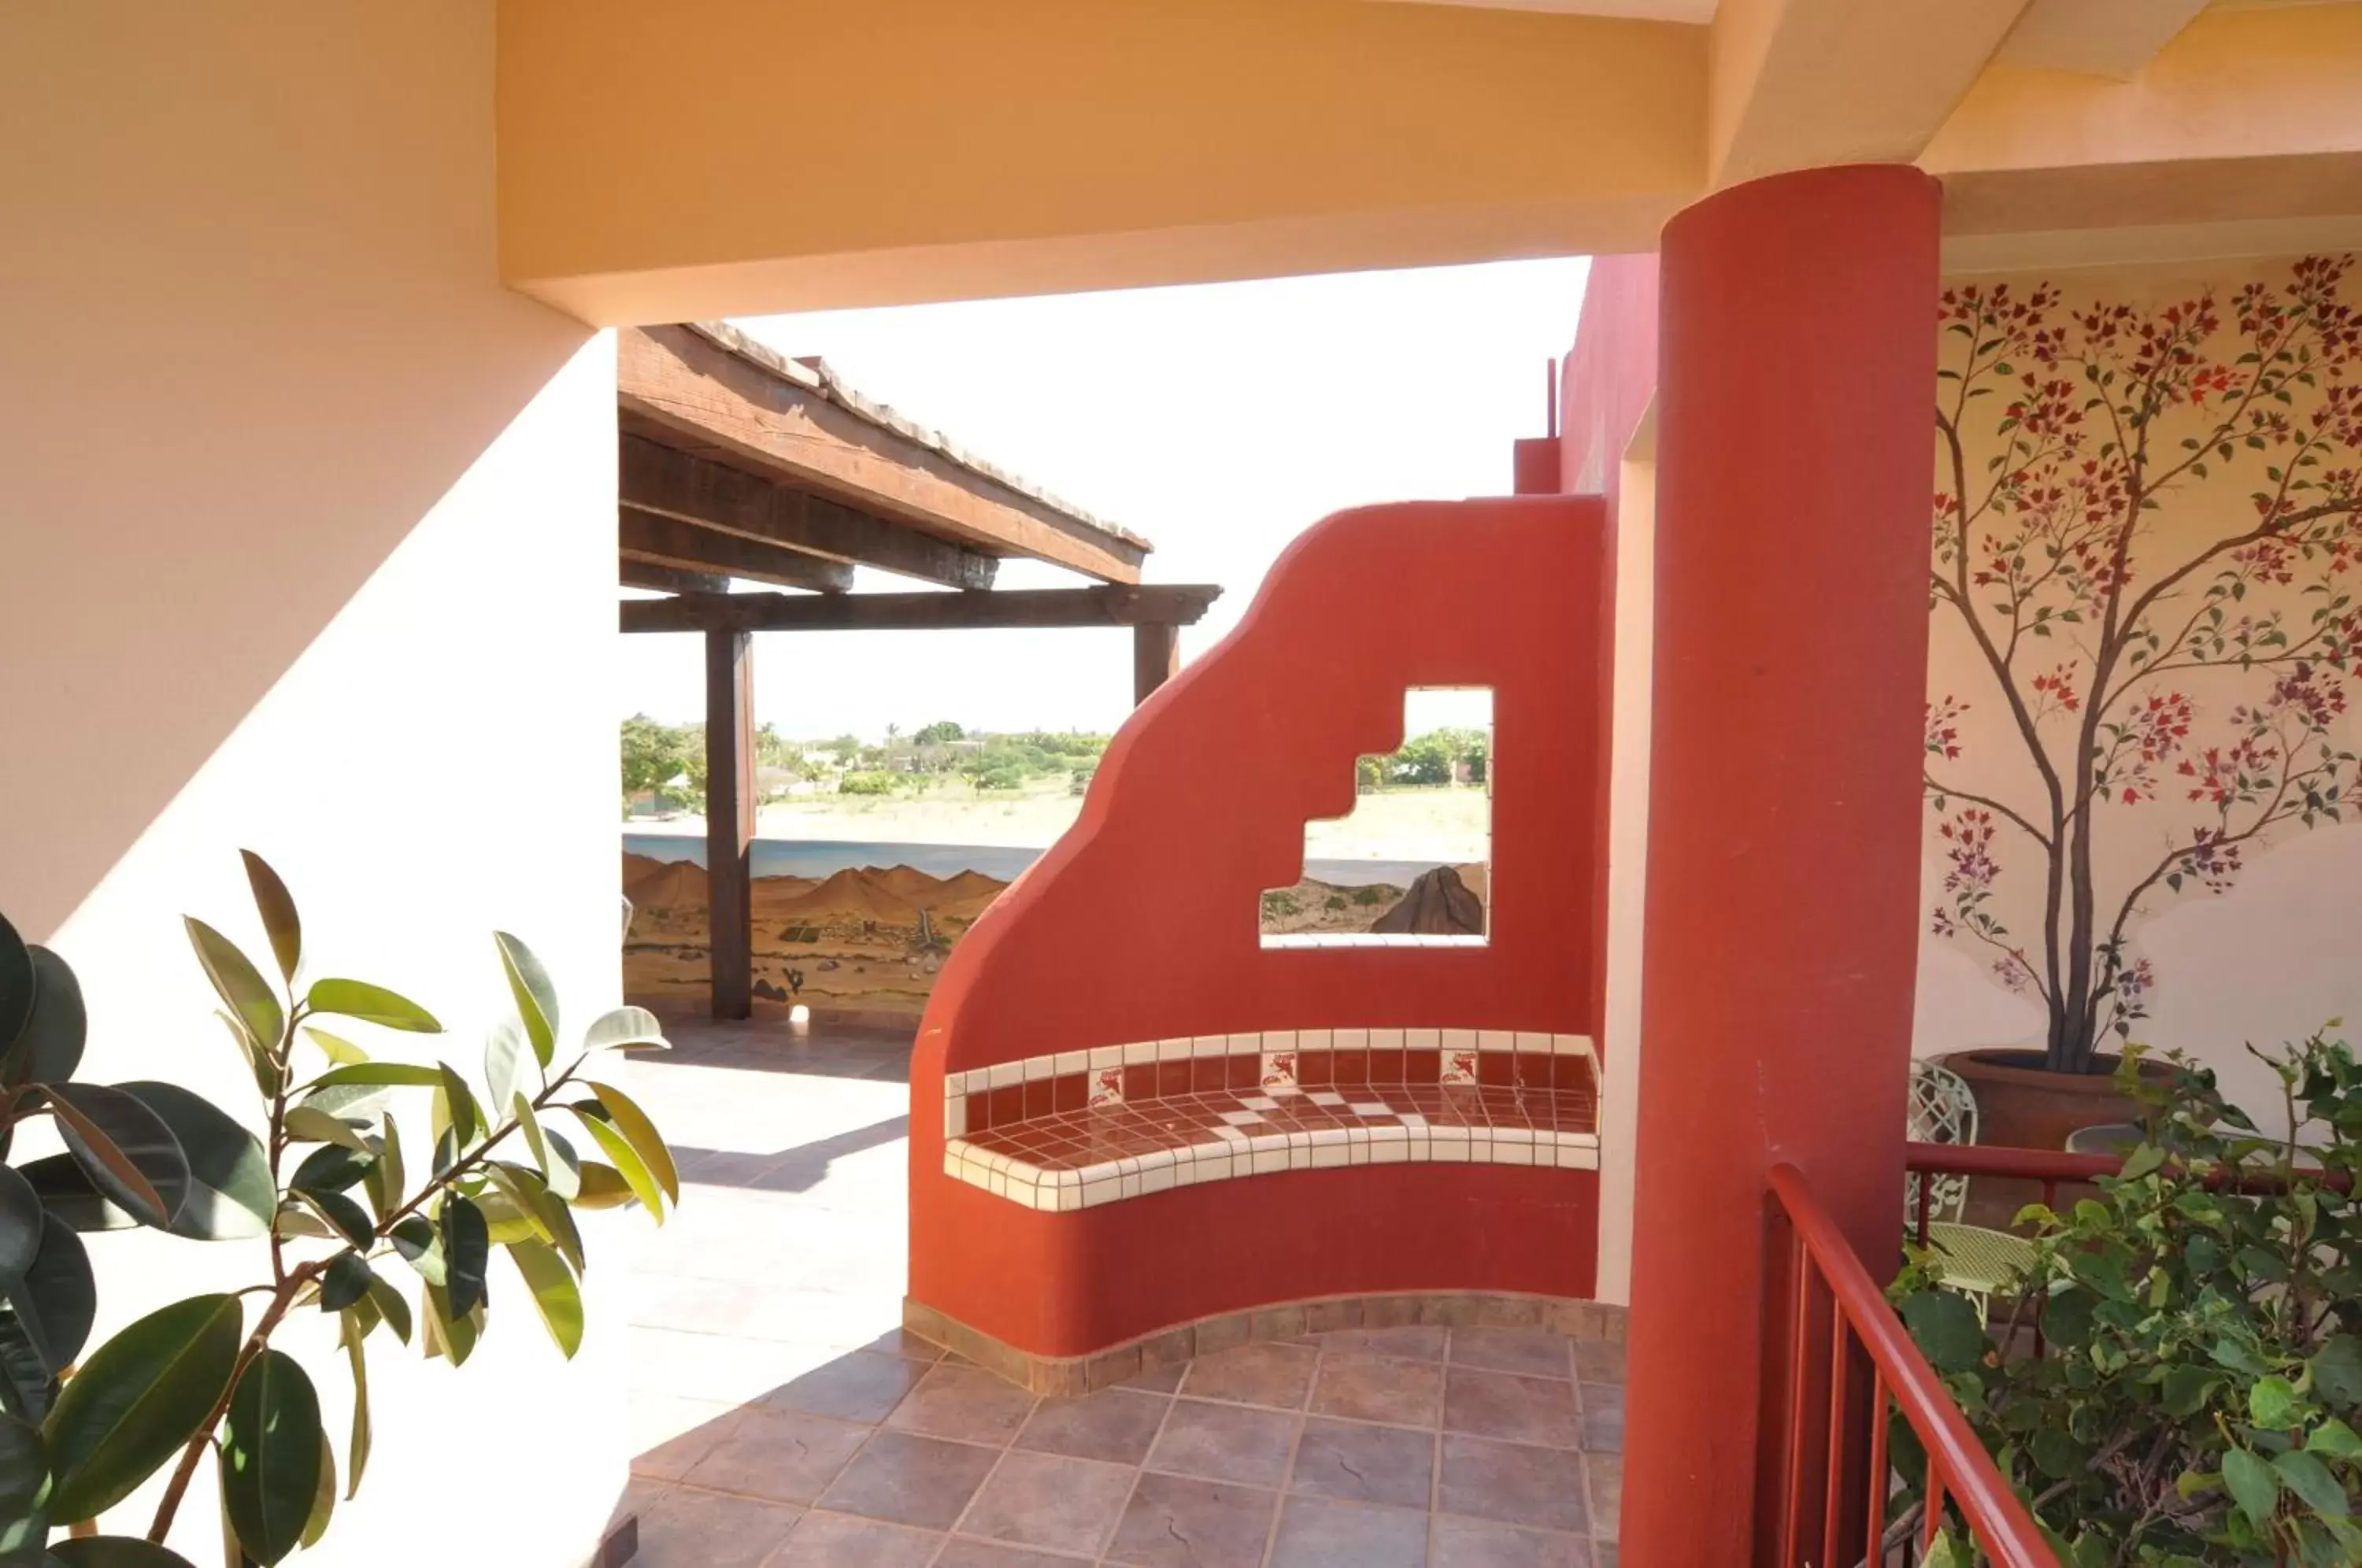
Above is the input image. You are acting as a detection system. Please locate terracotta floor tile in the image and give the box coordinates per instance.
[763,1350,930,1424]
[630,1395,745,1481]
[1104,1472,1280,1568]
[1268,1496,1431,1566]
[1308,1353,1445,1428]
[1442,1370,1579,1448]
[1122,1359,1189,1394]
[957,1450,1138,1556]
[936,1538,1101,1567]
[1580,1407,1623,1454]
[1179,1341,1320,1410]
[816,1430,1001,1529]
[1016,1386,1172,1465]
[1448,1329,1575,1381]
[679,1409,872,1505]
[1572,1343,1626,1384]
[768,1509,943,1566]
[631,1486,802,1568]
[1314,1325,1449,1362]
[1430,1514,1594,1566]
[1585,1454,1621,1542]
[884,1363,1038,1444]
[1290,1417,1435,1510]
[1146,1398,1300,1487]
[1438,1436,1591,1534]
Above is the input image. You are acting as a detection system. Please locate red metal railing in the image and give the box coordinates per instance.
[1766,1161,2055,1567]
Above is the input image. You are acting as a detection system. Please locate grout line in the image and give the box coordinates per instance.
[1257,1342,1319,1567]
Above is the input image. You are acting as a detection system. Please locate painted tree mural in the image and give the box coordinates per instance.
[1927,256,2362,1073]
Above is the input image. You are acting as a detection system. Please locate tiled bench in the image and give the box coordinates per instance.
[942,1029,1598,1211]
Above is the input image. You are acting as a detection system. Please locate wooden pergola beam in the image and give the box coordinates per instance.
[620,583,1222,635]
[620,325,1149,584]
[620,507,854,594]
[620,560,732,595]
[622,435,996,591]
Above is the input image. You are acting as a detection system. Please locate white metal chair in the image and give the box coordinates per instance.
[1906,1060,2037,1312]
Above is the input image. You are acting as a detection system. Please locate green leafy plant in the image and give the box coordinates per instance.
[1,852,676,1566]
[1895,1033,2362,1565]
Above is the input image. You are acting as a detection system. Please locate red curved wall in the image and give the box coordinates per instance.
[908,496,1611,1358]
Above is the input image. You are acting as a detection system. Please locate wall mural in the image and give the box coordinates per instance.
[1924,255,2362,1072]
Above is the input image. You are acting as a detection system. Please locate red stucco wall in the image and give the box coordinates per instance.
[908,496,1613,1357]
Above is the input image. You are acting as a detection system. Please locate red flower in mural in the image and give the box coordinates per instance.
[1926,257,2362,1071]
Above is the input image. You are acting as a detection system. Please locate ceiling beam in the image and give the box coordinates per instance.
[1709,0,2029,188]
[620,508,856,594]
[621,434,996,590]
[620,584,1224,635]
[620,326,1150,583]
[1992,0,2207,81]
[620,560,733,595]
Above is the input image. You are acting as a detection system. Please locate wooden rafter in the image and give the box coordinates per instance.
[620,507,854,594]
[622,435,995,590]
[620,324,1149,584]
[620,584,1222,635]
[620,560,731,595]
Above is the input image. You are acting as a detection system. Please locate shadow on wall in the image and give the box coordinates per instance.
[0,4,596,940]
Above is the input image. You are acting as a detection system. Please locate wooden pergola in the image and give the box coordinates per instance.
[616,321,1221,1018]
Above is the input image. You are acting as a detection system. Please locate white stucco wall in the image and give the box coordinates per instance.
[0,4,620,1562]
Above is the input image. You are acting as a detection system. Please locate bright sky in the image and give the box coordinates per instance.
[615,257,1592,741]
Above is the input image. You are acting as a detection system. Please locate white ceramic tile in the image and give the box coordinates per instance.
[1368,1028,1404,1051]
[1495,1143,1535,1166]
[944,1099,967,1137]
[1484,1030,1522,1054]
[1220,1110,1266,1126]
[1334,1028,1369,1050]
[943,1151,963,1179]
[1140,1148,1176,1171]
[1153,1037,1187,1062]
[1348,1102,1389,1115]
[1311,1142,1347,1168]
[1398,1112,1429,1128]
[1515,1031,1553,1054]
[1441,1028,1477,1055]
[1553,1034,1597,1058]
[1194,1034,1230,1058]
[1194,1150,1233,1182]
[1081,1178,1117,1207]
[988,1061,1023,1089]
[1405,1027,1441,1051]
[1241,1096,1279,1111]
[1090,1045,1123,1071]
[1308,1091,1346,1107]
[1214,1125,1251,1143]
[1141,1162,1175,1193]
[1253,1148,1290,1174]
[1025,1056,1053,1082]
[1053,1051,1087,1075]
[1498,1126,1535,1145]
[1297,1028,1332,1052]
[1370,1139,1409,1163]
[1124,1041,1159,1066]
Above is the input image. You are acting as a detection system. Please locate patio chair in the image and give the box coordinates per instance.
[1906,1060,2037,1313]
[2066,1121,2142,1156]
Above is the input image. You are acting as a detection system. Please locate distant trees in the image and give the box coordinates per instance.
[620,713,698,815]
[1362,727,1492,790]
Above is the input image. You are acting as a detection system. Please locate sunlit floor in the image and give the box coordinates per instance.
[616,1015,1623,1567]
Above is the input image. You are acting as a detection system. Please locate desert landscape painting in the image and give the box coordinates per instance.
[624,846,1015,1015]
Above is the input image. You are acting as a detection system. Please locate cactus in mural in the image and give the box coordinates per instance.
[1927,256,2362,1072]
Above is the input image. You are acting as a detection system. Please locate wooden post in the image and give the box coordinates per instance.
[1132,621,1179,705]
[704,627,755,1019]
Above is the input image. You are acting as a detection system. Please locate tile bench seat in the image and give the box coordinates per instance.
[940,1030,1598,1210]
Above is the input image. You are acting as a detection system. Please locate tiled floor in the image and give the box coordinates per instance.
[616,1015,1624,1567]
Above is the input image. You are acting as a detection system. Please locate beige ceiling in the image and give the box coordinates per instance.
[1375,0,1720,20]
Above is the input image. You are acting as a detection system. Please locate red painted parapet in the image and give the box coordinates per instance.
[907,497,1612,1360]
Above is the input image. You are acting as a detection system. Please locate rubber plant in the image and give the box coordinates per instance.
[1,852,676,1566]
[1893,1034,2362,1566]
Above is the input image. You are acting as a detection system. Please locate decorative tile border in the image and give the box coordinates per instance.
[939,1031,1597,1210]
[904,1291,1627,1398]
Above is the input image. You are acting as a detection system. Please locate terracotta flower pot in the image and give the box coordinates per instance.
[1937,1048,2171,1227]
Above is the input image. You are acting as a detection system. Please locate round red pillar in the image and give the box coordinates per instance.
[1622,165,1939,1562]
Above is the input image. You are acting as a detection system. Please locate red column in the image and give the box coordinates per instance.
[1622,165,1938,1562]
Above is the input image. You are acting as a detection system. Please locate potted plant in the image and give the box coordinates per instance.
[1926,256,2362,1152]
[1894,1034,2362,1565]
[1,852,677,1564]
